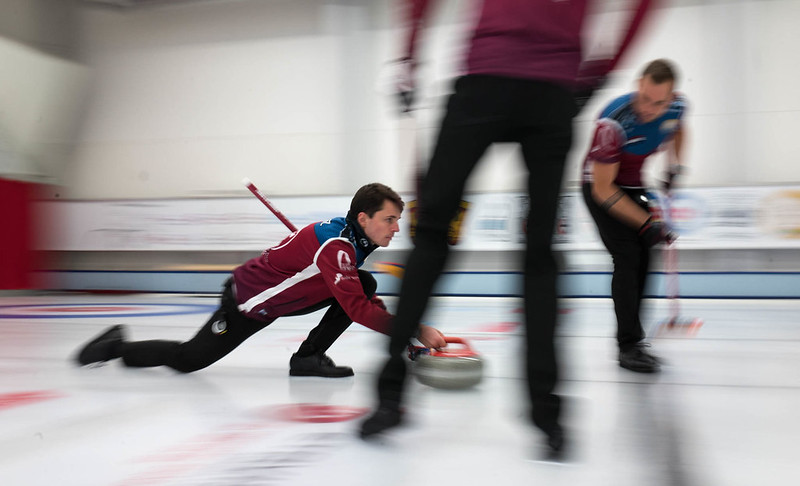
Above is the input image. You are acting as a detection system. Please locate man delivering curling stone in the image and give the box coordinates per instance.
[74,182,447,376]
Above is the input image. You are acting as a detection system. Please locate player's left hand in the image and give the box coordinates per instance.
[394,57,416,113]
[418,324,446,349]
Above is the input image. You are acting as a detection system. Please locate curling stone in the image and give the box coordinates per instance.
[413,336,484,390]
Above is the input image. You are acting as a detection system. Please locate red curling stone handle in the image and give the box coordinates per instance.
[430,336,479,358]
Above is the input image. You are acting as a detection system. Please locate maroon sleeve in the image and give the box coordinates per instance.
[314,239,393,334]
[370,295,388,311]
[403,0,436,59]
[588,118,626,164]
[608,0,660,71]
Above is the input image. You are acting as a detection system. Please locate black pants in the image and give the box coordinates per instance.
[376,75,575,434]
[119,269,377,373]
[582,183,651,351]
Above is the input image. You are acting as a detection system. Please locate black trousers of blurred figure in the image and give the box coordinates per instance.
[118,270,377,373]
[582,184,651,351]
[376,75,575,436]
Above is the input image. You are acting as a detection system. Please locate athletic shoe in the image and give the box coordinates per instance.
[289,352,354,377]
[359,405,403,439]
[619,343,661,373]
[544,424,567,462]
[75,325,125,365]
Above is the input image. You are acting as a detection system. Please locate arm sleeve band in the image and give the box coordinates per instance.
[600,189,626,212]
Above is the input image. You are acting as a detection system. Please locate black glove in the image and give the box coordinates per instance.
[394,57,415,113]
[638,217,677,247]
[574,59,613,114]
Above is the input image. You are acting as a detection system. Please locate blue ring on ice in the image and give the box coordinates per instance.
[0,302,217,319]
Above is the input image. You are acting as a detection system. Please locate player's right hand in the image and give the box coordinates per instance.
[661,165,684,193]
[418,323,446,349]
[638,218,677,247]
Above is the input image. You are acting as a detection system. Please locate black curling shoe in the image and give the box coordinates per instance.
[75,325,125,365]
[619,343,661,373]
[289,352,354,378]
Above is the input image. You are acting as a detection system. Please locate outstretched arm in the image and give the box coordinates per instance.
[401,0,437,60]
[315,241,446,347]
[576,0,661,111]
[316,241,394,334]
[609,0,661,71]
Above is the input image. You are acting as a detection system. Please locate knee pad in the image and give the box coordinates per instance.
[358,269,378,297]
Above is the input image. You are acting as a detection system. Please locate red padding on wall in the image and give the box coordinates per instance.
[0,178,39,289]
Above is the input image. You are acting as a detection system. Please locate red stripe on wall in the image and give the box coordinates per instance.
[0,178,39,289]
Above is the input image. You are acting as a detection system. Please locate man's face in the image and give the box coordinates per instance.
[634,75,674,123]
[358,201,402,247]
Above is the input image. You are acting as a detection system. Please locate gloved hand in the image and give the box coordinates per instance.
[661,165,684,193]
[638,217,677,247]
[574,58,613,114]
[394,57,416,113]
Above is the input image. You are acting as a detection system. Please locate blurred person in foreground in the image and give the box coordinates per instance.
[360,0,660,460]
[582,59,686,373]
[74,183,446,376]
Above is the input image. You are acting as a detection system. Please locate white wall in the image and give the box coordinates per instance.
[0,37,88,182]
[62,0,800,199]
[69,0,400,198]
[0,0,87,184]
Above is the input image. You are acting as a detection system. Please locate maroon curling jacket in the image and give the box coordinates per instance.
[231,218,391,334]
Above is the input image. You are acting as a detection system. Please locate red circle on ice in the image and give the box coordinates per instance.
[272,403,369,423]
[0,390,63,411]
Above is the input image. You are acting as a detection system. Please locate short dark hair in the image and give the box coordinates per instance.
[348,182,404,219]
[642,59,678,85]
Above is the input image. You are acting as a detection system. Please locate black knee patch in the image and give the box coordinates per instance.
[359,269,378,297]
